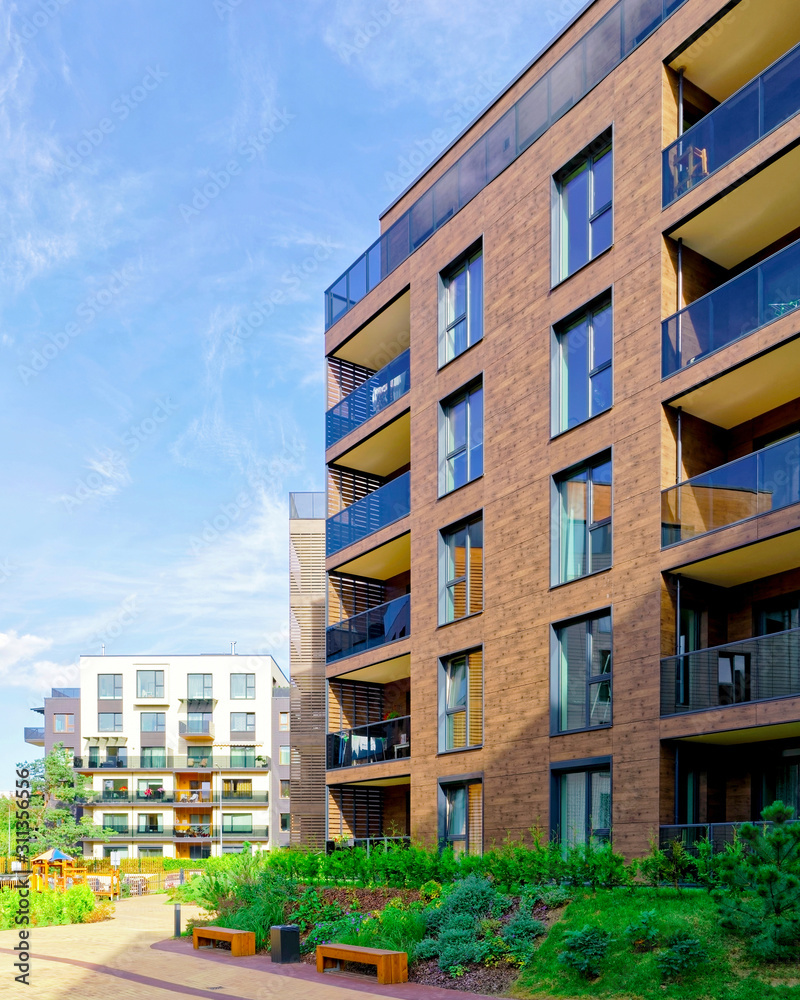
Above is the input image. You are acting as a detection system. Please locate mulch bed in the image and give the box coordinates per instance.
[410,959,519,995]
[317,886,423,911]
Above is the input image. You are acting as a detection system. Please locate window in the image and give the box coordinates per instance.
[552,761,611,848]
[280,813,291,832]
[138,846,164,858]
[279,711,290,731]
[553,133,612,283]
[136,670,164,699]
[439,516,483,624]
[280,779,290,798]
[231,673,255,699]
[223,779,253,799]
[439,247,483,366]
[138,813,163,833]
[187,746,213,766]
[231,712,255,732]
[553,611,612,733]
[187,712,212,734]
[53,714,74,733]
[439,381,483,495]
[553,296,612,434]
[223,813,253,833]
[140,712,165,733]
[279,745,290,766]
[187,673,212,699]
[98,713,122,732]
[188,845,211,859]
[137,779,165,799]
[554,453,611,584]
[141,747,166,767]
[98,674,122,699]
[230,746,255,768]
[103,845,129,859]
[757,593,800,635]
[102,814,127,833]
[439,650,483,752]
[439,779,482,856]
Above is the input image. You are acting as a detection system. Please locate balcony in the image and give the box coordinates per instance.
[327,474,410,557]
[327,350,409,448]
[660,627,800,716]
[326,594,410,663]
[179,720,215,741]
[24,727,45,746]
[661,433,800,545]
[85,792,176,804]
[327,716,411,769]
[660,820,799,852]
[221,791,268,802]
[663,236,800,376]
[220,826,269,839]
[174,825,214,839]
[663,43,800,206]
[73,755,269,770]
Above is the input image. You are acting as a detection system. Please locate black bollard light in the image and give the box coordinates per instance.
[174,902,181,938]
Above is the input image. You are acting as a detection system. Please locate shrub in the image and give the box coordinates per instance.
[656,936,707,981]
[557,924,612,979]
[83,901,115,923]
[289,888,346,934]
[624,909,659,952]
[564,841,631,890]
[521,884,572,910]
[500,911,546,964]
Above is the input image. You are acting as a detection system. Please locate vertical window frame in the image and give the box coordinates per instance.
[439,513,484,625]
[231,673,256,699]
[438,647,484,753]
[551,609,613,735]
[552,293,613,436]
[98,674,123,699]
[136,669,165,699]
[187,673,213,699]
[439,378,484,496]
[438,243,484,368]
[552,451,612,586]
[437,774,483,856]
[550,756,612,848]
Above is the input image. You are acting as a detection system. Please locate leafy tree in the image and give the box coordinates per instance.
[714,800,800,962]
[0,795,18,856]
[17,743,109,856]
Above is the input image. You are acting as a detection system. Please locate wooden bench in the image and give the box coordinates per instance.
[192,926,256,957]
[316,943,407,984]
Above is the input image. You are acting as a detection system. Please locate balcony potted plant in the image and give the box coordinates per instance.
[255,755,269,768]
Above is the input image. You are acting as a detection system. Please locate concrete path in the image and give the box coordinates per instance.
[0,894,507,1000]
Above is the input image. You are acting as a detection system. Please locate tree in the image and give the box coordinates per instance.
[17,743,110,856]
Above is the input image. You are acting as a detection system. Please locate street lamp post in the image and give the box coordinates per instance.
[214,764,223,857]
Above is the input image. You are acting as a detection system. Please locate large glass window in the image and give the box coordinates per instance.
[554,453,612,584]
[102,813,128,833]
[136,670,164,699]
[279,712,290,731]
[98,713,122,732]
[230,673,255,699]
[223,813,253,833]
[187,674,212,699]
[553,134,612,283]
[440,516,483,624]
[141,747,166,768]
[439,780,483,856]
[279,745,290,766]
[439,381,483,495]
[230,746,255,768]
[139,846,164,857]
[187,712,212,734]
[439,247,483,367]
[54,714,74,733]
[98,674,122,699]
[439,650,483,752]
[140,712,165,733]
[553,612,612,733]
[553,763,611,848]
[230,712,255,732]
[757,593,800,635]
[137,813,164,833]
[187,746,213,766]
[553,296,612,434]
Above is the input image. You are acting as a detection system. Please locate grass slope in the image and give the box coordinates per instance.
[513,888,800,1000]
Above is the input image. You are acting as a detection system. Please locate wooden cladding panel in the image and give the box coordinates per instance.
[468,783,483,856]
[328,680,383,731]
[327,356,375,409]
[328,574,385,625]
[328,786,383,839]
[328,467,383,516]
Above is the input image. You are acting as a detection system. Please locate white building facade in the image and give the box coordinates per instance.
[76,653,289,859]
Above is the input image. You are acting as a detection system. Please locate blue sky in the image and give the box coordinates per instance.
[2,0,575,775]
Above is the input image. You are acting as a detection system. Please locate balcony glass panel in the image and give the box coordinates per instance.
[327,715,411,768]
[662,434,800,544]
[325,0,689,329]
[326,593,410,663]
[662,237,800,375]
[663,43,800,205]
[326,473,410,557]
[326,349,410,448]
[660,627,800,715]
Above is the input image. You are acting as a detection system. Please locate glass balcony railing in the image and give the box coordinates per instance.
[661,433,800,545]
[325,0,689,329]
[663,43,800,206]
[326,473,410,557]
[326,593,410,663]
[327,715,411,769]
[660,820,799,853]
[660,626,800,716]
[326,350,410,448]
[662,236,800,376]
[23,727,45,743]
[73,755,269,769]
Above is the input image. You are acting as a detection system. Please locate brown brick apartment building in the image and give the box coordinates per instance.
[321,0,800,858]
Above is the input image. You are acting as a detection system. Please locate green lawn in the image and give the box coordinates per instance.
[513,888,800,1000]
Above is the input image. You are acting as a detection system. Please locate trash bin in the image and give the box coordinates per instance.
[270,924,300,963]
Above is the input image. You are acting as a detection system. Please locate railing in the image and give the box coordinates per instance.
[179,720,214,738]
[660,820,799,853]
[174,825,214,839]
[326,836,411,854]
[327,716,411,769]
[51,687,80,698]
[74,755,269,770]
[662,236,800,375]
[660,627,800,716]
[174,792,214,804]
[221,791,268,802]
[326,350,410,448]
[327,473,410,557]
[23,727,45,742]
[661,433,800,544]
[221,826,269,838]
[325,0,689,329]
[326,593,410,663]
[289,492,326,519]
[663,42,800,205]
[85,792,175,804]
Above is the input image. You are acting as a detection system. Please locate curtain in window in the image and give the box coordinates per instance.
[467,783,483,856]
[468,651,483,746]
[446,658,467,749]
[561,771,586,849]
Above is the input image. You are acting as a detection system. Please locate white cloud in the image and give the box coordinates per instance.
[0,630,77,695]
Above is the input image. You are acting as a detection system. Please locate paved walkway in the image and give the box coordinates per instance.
[0,894,507,1000]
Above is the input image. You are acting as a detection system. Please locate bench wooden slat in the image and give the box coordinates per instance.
[316,943,408,984]
[193,925,256,957]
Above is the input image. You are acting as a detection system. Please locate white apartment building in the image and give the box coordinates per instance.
[76,653,289,859]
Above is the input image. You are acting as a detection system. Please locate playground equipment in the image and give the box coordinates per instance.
[31,848,89,892]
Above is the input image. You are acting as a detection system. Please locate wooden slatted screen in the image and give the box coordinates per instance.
[328,575,385,625]
[468,650,483,746]
[468,783,483,856]
[328,680,383,731]
[328,786,383,839]
[327,357,375,409]
[327,467,383,516]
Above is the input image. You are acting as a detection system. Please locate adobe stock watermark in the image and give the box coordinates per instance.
[214,0,246,20]
[88,595,139,651]
[384,73,500,194]
[0,558,17,585]
[18,263,139,385]
[54,66,169,178]
[179,109,294,222]
[188,492,253,555]
[13,0,72,44]
[337,0,405,64]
